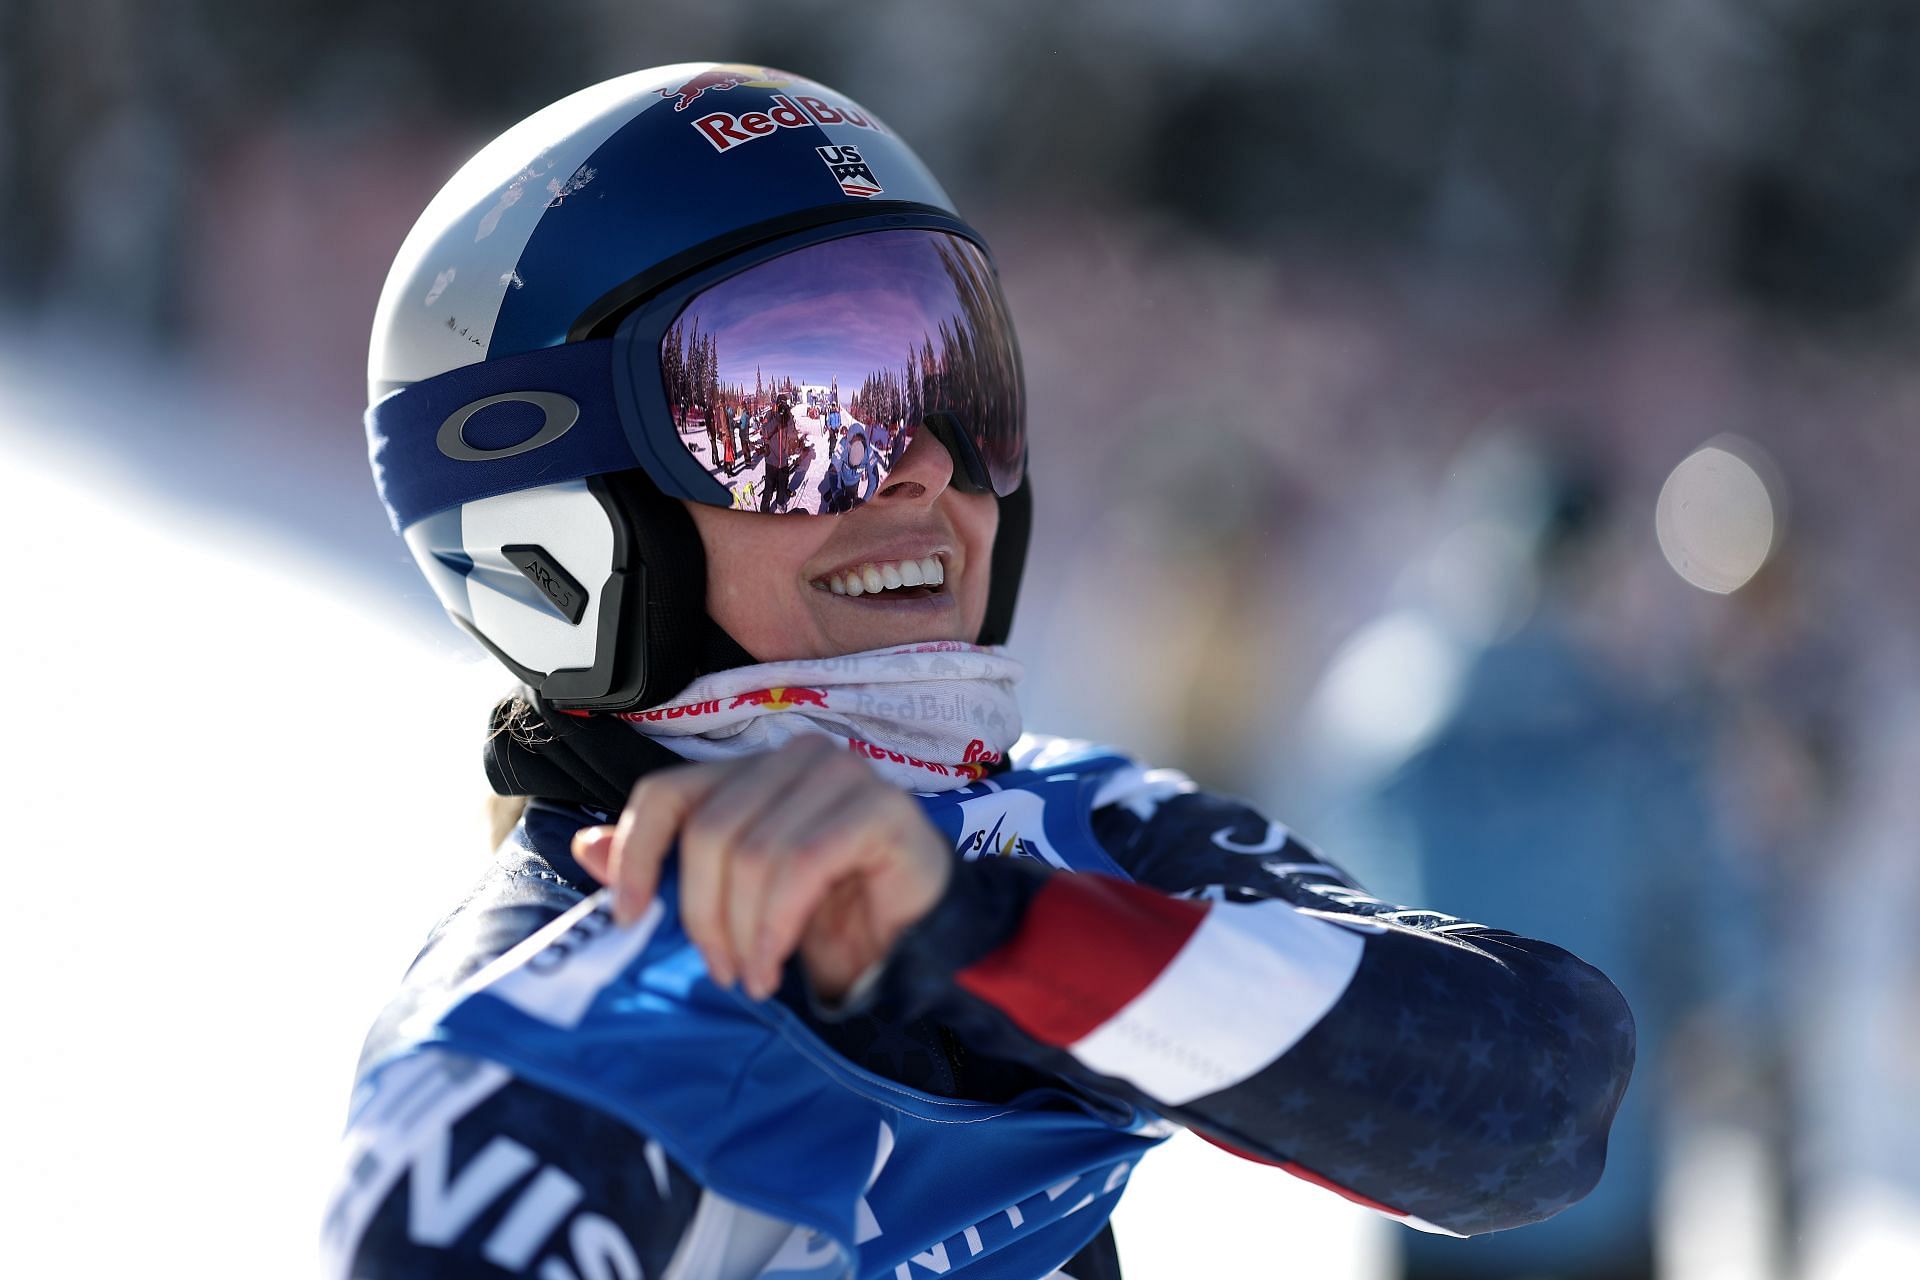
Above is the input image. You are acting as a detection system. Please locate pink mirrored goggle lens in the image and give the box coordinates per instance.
[660,229,1024,514]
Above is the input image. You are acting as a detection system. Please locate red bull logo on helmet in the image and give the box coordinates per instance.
[659,66,789,112]
[692,93,885,155]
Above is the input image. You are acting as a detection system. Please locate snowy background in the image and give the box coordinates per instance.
[5,2,1920,1277]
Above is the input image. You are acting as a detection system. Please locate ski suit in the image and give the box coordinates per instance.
[324,700,1634,1279]
[760,406,802,513]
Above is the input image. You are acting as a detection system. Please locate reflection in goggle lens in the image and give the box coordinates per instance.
[660,230,1024,515]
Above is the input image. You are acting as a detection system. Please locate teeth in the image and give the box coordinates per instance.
[814,554,946,596]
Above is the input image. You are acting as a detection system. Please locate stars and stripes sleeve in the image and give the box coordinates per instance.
[854,770,1635,1238]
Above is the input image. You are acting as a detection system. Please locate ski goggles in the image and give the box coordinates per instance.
[367,218,1026,533]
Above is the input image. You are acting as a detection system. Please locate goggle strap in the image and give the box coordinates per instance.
[368,340,635,533]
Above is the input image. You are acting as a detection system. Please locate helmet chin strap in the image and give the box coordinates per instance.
[977,476,1030,648]
[585,468,753,712]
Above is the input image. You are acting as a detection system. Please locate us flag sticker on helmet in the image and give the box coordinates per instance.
[817,144,883,198]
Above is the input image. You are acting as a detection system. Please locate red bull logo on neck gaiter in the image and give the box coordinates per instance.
[728,687,830,711]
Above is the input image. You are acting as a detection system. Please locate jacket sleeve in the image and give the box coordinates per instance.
[840,766,1636,1238]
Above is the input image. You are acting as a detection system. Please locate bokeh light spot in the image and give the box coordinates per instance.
[1655,439,1777,594]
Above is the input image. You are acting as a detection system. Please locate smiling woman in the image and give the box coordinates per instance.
[684,428,998,660]
[329,64,1636,1280]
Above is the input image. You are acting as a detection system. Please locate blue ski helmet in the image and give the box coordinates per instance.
[366,64,1031,711]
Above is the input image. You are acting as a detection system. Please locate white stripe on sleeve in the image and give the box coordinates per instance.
[1068,898,1367,1105]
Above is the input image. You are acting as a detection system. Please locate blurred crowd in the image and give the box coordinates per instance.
[5,2,1917,1276]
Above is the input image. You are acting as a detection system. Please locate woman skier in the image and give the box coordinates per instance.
[327,64,1633,1280]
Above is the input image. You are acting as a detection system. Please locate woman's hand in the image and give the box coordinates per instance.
[570,735,954,1003]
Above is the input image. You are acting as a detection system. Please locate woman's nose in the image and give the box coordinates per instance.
[872,425,954,503]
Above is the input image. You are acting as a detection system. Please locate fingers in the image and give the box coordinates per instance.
[724,753,877,998]
[571,825,614,881]
[748,785,949,1000]
[567,735,934,1003]
[744,803,878,997]
[678,735,838,989]
[602,765,711,926]
[795,877,881,1002]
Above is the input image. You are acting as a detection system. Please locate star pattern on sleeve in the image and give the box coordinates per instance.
[916,777,1645,1239]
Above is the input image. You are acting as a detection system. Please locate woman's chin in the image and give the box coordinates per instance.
[812,586,973,652]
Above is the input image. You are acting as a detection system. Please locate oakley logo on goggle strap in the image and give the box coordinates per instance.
[437,392,581,462]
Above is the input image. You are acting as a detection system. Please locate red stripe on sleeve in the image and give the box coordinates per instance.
[954,873,1207,1046]
[1195,1131,1406,1217]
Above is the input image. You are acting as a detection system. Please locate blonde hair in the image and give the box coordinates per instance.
[487,793,530,849]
